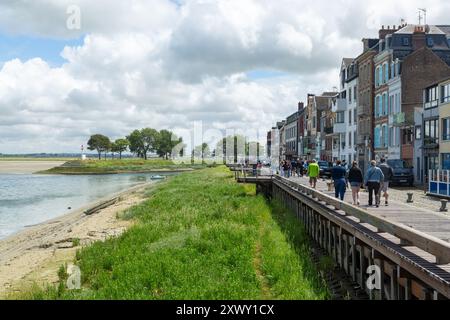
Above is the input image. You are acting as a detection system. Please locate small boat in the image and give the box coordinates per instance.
[151,175,166,181]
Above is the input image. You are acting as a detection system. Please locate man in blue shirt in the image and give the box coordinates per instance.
[332,160,348,201]
[364,160,385,208]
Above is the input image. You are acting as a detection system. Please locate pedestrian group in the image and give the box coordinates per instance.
[279,157,395,208]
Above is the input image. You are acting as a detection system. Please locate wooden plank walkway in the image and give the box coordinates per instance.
[289,176,450,246]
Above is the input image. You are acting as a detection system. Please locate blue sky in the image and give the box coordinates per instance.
[0,33,84,67]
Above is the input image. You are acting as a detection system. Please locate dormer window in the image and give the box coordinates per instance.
[427,37,434,47]
[402,37,409,46]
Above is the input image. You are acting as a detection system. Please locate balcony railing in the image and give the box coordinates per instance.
[331,98,347,112]
[333,122,347,133]
[324,126,334,134]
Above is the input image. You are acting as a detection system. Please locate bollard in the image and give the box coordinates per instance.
[440,200,448,212]
[327,182,333,192]
[407,193,414,203]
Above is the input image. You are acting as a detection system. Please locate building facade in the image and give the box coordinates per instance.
[297,102,306,159]
[356,39,379,173]
[439,77,450,170]
[332,58,358,164]
[285,111,299,159]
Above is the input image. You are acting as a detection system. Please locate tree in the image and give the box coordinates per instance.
[111,138,129,160]
[155,130,183,160]
[87,134,111,160]
[193,143,210,163]
[127,128,159,160]
[218,135,246,164]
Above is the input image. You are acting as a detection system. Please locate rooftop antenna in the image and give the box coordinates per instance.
[418,8,427,25]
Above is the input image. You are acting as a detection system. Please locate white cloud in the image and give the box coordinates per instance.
[0,0,449,153]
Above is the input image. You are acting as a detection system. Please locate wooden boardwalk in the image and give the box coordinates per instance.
[290,176,450,245]
[231,166,450,299]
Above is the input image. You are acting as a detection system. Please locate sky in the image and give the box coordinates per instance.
[1,0,450,153]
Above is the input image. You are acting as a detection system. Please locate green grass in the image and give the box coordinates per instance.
[24,166,328,300]
[39,159,211,174]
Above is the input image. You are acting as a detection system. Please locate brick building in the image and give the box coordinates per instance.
[403,46,450,177]
[356,38,379,173]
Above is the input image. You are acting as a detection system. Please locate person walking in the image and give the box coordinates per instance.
[364,160,385,208]
[291,159,297,177]
[286,160,291,178]
[256,161,262,176]
[298,159,304,177]
[378,158,394,206]
[307,159,320,189]
[331,160,347,201]
[348,161,364,206]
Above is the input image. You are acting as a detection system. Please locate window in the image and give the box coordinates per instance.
[389,95,394,114]
[425,86,438,109]
[396,93,401,113]
[391,62,395,79]
[349,132,352,147]
[442,154,450,170]
[374,126,381,148]
[389,127,394,147]
[424,119,439,144]
[403,128,413,144]
[378,67,383,86]
[443,118,450,141]
[382,93,388,115]
[349,110,352,125]
[402,37,409,46]
[415,126,422,140]
[336,112,344,123]
[442,83,450,103]
[375,67,379,87]
[354,85,357,102]
[382,125,388,147]
[384,63,389,83]
[375,95,381,117]
[428,155,439,171]
[427,37,434,47]
[354,109,357,125]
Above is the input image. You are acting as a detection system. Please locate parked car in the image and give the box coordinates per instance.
[387,159,414,187]
[318,161,333,178]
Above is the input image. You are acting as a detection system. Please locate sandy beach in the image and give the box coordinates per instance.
[0,182,152,298]
[0,161,65,174]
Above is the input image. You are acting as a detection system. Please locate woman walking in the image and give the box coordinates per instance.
[331,160,347,201]
[364,160,385,208]
[348,161,363,206]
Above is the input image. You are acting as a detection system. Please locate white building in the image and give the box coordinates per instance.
[332,58,358,164]
[387,61,402,160]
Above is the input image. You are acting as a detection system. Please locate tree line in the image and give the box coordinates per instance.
[87,129,183,160]
[87,130,264,163]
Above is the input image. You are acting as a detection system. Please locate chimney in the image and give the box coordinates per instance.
[298,102,304,111]
[412,25,426,51]
[378,23,402,40]
[362,38,370,51]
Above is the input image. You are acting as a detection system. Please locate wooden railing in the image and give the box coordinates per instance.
[274,175,450,265]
